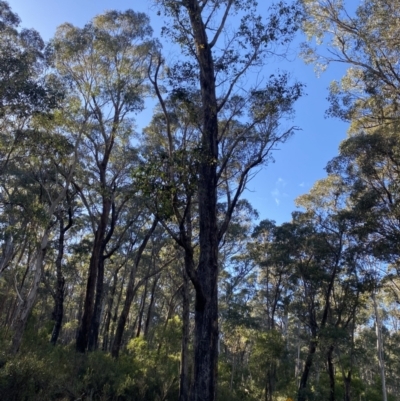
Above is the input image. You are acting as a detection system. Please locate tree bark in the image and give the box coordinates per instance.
[50,209,73,345]
[343,370,351,401]
[88,255,105,350]
[76,193,111,352]
[265,362,276,401]
[327,344,335,401]
[111,218,158,358]
[144,274,159,339]
[76,226,106,352]
[179,258,191,401]
[297,336,317,401]
[11,244,47,354]
[136,277,148,338]
[184,2,219,400]
[102,268,118,351]
[373,293,388,401]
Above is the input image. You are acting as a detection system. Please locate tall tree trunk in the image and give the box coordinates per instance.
[102,269,118,351]
[109,266,127,348]
[136,277,148,338]
[185,2,219,400]
[111,218,158,358]
[327,344,335,401]
[343,370,351,401]
[6,247,31,330]
[297,335,317,401]
[50,209,73,345]
[265,362,276,401]
[11,244,47,354]
[88,255,105,350]
[9,159,76,354]
[76,231,103,352]
[298,259,339,401]
[179,260,191,401]
[76,197,111,353]
[50,276,64,345]
[373,293,387,401]
[144,274,159,339]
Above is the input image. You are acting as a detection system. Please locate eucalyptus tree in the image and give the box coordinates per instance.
[327,126,400,265]
[249,219,296,401]
[148,2,302,399]
[135,93,201,400]
[0,1,87,353]
[4,99,84,354]
[51,10,156,352]
[301,0,400,125]
[110,216,161,358]
[0,0,62,277]
[293,177,375,401]
[300,0,400,264]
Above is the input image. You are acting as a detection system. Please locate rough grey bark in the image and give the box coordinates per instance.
[184,2,219,400]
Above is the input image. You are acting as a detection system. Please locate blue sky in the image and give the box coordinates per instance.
[10,0,350,225]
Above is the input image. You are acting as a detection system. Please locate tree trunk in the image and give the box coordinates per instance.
[50,276,64,345]
[144,274,159,339]
[297,336,317,401]
[9,150,79,352]
[327,344,335,401]
[50,211,72,345]
[76,195,111,353]
[109,266,127,348]
[265,362,276,401]
[11,244,47,354]
[373,293,387,401]
[111,218,158,358]
[102,269,118,351]
[343,370,351,401]
[179,261,191,401]
[88,255,105,350]
[184,2,219,401]
[76,231,103,352]
[136,277,148,338]
[298,257,339,401]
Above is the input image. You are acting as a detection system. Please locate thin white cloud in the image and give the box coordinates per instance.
[271,182,288,206]
[271,188,281,205]
[271,188,280,197]
[276,177,287,187]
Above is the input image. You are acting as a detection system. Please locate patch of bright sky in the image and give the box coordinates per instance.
[10,0,350,225]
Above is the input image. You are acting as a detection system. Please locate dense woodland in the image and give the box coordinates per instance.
[0,0,399,400]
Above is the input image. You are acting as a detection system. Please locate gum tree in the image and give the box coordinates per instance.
[153,1,302,400]
[51,10,155,352]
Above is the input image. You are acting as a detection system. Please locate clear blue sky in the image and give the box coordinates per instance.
[10,0,349,225]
